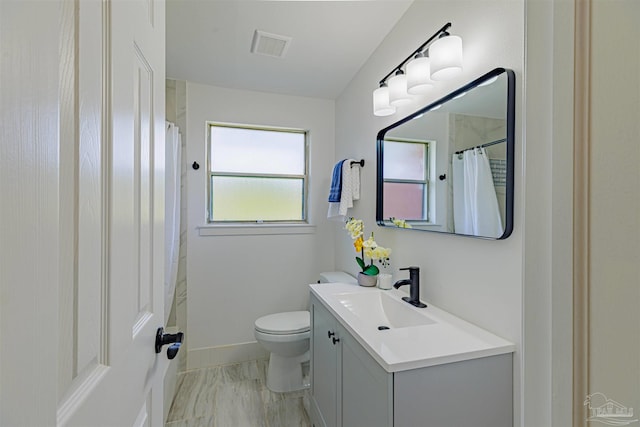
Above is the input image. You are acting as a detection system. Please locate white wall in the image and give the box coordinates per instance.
[522,1,578,426]
[184,83,336,366]
[333,0,525,423]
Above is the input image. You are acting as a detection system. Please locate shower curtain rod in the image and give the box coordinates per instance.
[455,138,506,155]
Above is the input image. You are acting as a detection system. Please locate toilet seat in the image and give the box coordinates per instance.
[255,311,309,335]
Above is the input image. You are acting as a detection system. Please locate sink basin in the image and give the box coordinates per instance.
[336,291,435,329]
[311,282,516,372]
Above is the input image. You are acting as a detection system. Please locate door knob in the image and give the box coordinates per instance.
[327,331,335,338]
[155,327,183,360]
[332,337,340,345]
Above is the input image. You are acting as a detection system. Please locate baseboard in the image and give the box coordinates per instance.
[187,341,269,370]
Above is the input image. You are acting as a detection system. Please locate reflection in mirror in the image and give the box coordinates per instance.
[376,68,515,239]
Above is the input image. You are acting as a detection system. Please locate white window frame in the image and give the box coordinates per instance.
[383,137,433,223]
[205,122,309,225]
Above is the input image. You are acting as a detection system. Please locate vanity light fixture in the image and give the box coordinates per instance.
[373,22,463,116]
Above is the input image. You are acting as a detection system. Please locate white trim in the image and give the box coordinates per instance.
[101,0,112,367]
[573,1,591,425]
[57,364,110,426]
[132,311,154,338]
[206,122,310,224]
[197,223,316,236]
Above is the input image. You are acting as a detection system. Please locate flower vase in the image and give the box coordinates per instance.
[357,272,378,287]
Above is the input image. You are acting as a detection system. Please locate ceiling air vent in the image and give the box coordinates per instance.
[250,30,292,59]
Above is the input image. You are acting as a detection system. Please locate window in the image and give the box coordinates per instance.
[207,123,308,223]
[382,138,431,222]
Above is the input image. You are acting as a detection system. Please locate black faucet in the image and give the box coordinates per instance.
[393,266,427,308]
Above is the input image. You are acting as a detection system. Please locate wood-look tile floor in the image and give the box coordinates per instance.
[166,359,311,427]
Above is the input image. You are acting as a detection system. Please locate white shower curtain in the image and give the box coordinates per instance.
[452,147,503,238]
[165,122,182,323]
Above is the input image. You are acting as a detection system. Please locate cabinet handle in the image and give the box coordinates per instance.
[328,331,335,338]
[332,337,340,345]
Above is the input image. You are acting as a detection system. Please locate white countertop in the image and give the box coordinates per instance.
[310,282,515,373]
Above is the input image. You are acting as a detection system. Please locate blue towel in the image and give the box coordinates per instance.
[328,160,346,202]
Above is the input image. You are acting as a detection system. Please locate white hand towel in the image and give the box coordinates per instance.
[352,162,360,201]
[327,159,361,220]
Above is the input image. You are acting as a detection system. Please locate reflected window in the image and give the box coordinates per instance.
[382,139,430,221]
[208,123,307,222]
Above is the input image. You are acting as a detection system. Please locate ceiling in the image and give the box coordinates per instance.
[166,0,414,100]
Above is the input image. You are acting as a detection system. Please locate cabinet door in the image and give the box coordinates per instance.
[311,298,340,427]
[341,326,393,427]
[394,354,513,427]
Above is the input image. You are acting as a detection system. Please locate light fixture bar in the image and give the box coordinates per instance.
[378,22,452,86]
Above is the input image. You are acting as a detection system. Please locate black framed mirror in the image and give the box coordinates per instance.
[376,67,515,239]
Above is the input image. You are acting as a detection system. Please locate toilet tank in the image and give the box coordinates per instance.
[318,271,357,284]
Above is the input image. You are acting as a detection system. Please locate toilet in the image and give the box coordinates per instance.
[254,271,356,393]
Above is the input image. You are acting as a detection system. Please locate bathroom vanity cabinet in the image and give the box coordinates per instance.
[310,295,392,427]
[309,293,513,427]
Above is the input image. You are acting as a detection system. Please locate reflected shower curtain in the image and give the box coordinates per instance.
[165,122,182,323]
[452,148,503,237]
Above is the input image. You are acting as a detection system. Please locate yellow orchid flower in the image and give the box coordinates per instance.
[354,237,363,252]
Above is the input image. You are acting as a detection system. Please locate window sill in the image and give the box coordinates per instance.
[197,223,316,236]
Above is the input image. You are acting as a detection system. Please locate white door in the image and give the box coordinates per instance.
[0,0,168,425]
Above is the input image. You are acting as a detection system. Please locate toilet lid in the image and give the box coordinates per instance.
[255,311,310,335]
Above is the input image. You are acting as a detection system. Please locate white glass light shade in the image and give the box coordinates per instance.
[430,34,463,81]
[373,86,396,116]
[388,72,412,107]
[406,56,433,95]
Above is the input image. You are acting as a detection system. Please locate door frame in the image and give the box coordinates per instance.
[573,1,591,426]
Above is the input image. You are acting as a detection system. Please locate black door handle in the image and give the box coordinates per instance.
[155,327,183,360]
[332,337,340,345]
[328,331,335,338]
